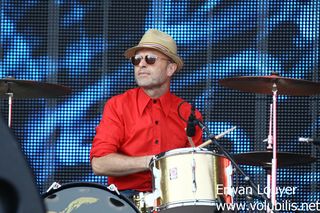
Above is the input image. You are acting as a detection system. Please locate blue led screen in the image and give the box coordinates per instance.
[0,0,319,211]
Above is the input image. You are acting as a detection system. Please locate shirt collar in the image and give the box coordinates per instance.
[138,88,172,117]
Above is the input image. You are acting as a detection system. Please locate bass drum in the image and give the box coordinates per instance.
[42,182,139,213]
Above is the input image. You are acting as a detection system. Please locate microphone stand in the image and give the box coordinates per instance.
[195,120,278,212]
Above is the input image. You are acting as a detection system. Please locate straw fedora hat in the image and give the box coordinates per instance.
[124,29,184,71]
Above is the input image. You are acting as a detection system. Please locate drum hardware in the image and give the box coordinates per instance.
[191,155,197,193]
[0,77,71,127]
[298,137,320,146]
[219,72,320,209]
[107,183,120,195]
[193,117,277,212]
[133,192,145,213]
[186,104,196,147]
[146,165,161,209]
[187,136,195,147]
[270,84,277,205]
[132,192,155,213]
[42,182,139,213]
[46,182,62,193]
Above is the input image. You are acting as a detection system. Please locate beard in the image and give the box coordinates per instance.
[135,74,169,90]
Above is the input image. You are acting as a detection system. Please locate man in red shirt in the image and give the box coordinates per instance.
[90,29,203,198]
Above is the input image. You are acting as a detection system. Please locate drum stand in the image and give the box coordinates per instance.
[196,120,278,212]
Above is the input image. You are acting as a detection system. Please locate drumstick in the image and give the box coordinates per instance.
[197,139,213,148]
[197,126,237,148]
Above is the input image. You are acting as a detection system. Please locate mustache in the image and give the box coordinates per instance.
[136,68,150,74]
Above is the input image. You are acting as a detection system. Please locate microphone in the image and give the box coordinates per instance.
[298,137,320,146]
[186,105,196,137]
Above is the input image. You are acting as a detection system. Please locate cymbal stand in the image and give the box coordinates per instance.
[267,104,273,150]
[270,83,278,206]
[265,104,273,207]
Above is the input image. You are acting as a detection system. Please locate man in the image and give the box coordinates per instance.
[90,29,203,198]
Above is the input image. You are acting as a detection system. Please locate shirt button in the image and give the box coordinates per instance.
[153,100,157,104]
[155,120,159,125]
[155,139,159,144]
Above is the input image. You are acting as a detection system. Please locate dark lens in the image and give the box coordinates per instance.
[131,56,142,66]
[145,55,157,65]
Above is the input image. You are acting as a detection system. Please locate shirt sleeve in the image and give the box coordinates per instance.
[90,98,124,161]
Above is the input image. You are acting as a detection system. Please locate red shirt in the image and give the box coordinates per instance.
[90,88,202,192]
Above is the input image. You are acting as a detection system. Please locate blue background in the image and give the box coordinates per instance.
[0,0,319,211]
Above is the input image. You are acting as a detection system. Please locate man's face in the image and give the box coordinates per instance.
[133,49,176,89]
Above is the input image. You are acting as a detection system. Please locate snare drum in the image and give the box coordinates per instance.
[149,148,232,213]
[42,182,139,213]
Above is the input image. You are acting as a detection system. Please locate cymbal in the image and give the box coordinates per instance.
[0,78,72,99]
[219,73,320,96]
[232,151,316,168]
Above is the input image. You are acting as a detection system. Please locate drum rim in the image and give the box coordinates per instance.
[153,147,226,161]
[42,182,140,212]
[42,182,110,197]
[158,199,221,211]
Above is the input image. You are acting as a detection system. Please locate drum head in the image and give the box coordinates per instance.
[42,182,139,213]
[151,147,224,167]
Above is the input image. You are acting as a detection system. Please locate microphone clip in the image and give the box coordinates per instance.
[186,105,197,137]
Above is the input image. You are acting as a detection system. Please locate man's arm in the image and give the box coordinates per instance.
[91,153,154,176]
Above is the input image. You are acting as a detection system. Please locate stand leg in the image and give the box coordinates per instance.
[271,84,278,206]
[267,169,273,213]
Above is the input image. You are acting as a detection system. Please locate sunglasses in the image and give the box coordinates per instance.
[131,54,171,66]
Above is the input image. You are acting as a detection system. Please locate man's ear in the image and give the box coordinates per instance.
[167,63,178,77]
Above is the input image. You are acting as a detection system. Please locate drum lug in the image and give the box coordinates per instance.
[191,157,197,193]
[46,182,61,193]
[107,184,120,195]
